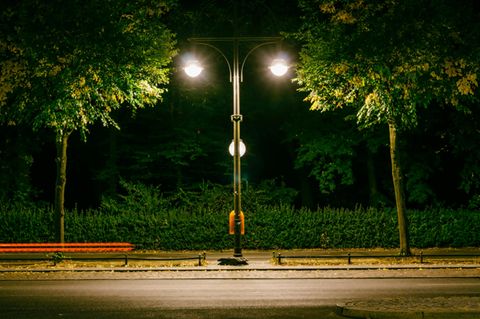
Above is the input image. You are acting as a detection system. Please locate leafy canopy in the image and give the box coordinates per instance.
[295,0,479,128]
[0,0,177,139]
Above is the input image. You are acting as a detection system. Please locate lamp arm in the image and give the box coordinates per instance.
[240,41,281,82]
[188,40,233,82]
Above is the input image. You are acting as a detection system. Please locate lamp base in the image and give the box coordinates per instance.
[217,257,248,266]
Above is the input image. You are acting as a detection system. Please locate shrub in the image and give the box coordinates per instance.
[1,185,479,249]
[0,202,54,242]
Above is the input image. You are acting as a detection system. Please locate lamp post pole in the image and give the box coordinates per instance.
[231,38,243,257]
[186,37,285,262]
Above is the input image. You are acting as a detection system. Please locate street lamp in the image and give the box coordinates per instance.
[183,60,204,78]
[269,58,289,77]
[229,139,246,157]
[183,37,288,264]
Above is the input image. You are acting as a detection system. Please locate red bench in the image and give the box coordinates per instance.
[0,242,134,253]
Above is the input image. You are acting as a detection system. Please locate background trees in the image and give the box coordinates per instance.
[0,0,479,247]
[294,0,480,254]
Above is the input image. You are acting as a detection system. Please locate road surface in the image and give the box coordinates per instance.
[1,277,479,318]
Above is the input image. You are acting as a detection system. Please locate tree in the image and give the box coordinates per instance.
[294,0,479,255]
[0,0,177,242]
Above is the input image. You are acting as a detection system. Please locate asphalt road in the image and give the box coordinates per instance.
[1,277,479,318]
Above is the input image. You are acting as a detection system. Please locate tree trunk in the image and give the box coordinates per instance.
[388,122,411,256]
[55,131,70,243]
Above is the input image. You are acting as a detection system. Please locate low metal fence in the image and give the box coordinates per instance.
[273,251,480,265]
[0,253,207,267]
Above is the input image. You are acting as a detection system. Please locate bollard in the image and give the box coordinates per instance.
[420,251,423,264]
[277,253,282,265]
[347,253,351,265]
[124,254,129,267]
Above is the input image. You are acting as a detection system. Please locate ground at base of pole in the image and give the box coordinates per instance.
[217,256,248,265]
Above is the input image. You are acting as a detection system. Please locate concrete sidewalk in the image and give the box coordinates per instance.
[1,247,479,274]
[1,247,479,271]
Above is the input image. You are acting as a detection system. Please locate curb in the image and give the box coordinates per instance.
[336,305,480,319]
[337,305,424,319]
[1,264,479,273]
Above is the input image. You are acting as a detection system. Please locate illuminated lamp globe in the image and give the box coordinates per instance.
[184,60,203,77]
[229,140,246,157]
[269,59,289,77]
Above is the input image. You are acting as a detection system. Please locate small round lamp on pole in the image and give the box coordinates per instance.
[229,140,246,157]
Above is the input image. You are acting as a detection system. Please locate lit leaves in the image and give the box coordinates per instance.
[0,0,176,138]
[442,60,478,96]
[457,73,478,96]
[295,0,480,129]
[319,0,365,24]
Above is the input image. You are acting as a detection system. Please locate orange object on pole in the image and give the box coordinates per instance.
[229,210,244,235]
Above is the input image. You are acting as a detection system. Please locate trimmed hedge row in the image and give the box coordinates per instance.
[1,203,479,249]
[0,205,54,243]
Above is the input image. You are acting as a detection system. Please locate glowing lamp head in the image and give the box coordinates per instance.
[184,60,203,77]
[229,140,246,157]
[269,58,289,77]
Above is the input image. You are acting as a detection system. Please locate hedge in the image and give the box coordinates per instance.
[1,203,479,250]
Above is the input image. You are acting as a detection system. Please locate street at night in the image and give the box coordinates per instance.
[1,275,480,319]
[1,1,480,318]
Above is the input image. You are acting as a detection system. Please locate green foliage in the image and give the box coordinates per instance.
[295,0,480,128]
[247,179,298,209]
[405,162,436,205]
[99,179,170,215]
[0,0,177,138]
[408,207,480,247]
[1,199,479,249]
[99,179,297,215]
[468,195,480,210]
[0,0,177,241]
[295,139,354,193]
[293,0,480,254]
[51,252,66,265]
[0,202,55,242]
[292,111,360,193]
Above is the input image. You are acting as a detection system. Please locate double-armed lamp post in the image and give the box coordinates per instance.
[183,37,289,263]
